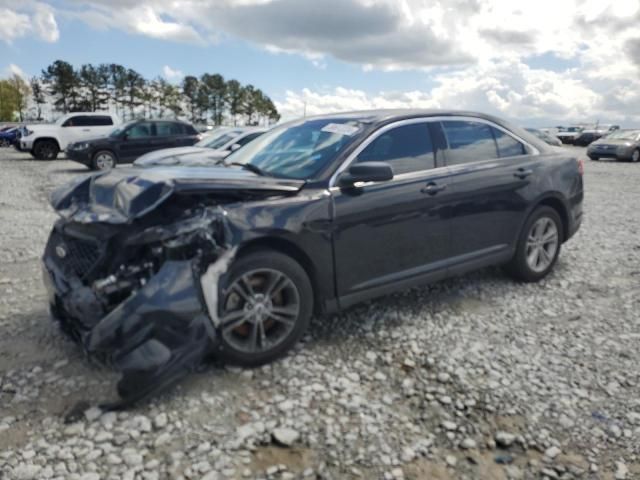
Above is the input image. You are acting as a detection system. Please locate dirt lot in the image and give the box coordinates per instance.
[0,147,639,480]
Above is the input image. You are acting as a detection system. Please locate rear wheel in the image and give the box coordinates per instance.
[588,155,599,161]
[506,206,563,282]
[33,140,59,160]
[214,250,313,367]
[92,150,117,170]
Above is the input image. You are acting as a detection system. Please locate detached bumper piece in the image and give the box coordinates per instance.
[43,227,224,409]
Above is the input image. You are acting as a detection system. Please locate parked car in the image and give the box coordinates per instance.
[0,127,19,147]
[134,127,266,167]
[66,119,201,170]
[43,110,583,404]
[20,112,120,160]
[525,128,562,146]
[555,127,584,144]
[587,129,640,162]
[574,130,606,146]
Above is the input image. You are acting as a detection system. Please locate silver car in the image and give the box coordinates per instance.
[134,127,266,167]
[587,129,640,162]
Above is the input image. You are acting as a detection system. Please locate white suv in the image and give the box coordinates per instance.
[20,112,120,160]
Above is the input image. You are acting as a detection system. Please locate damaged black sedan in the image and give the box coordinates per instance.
[42,110,584,406]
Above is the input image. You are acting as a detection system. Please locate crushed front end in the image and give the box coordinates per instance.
[42,174,233,407]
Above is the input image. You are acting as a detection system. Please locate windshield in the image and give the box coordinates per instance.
[196,130,243,149]
[223,118,363,179]
[604,130,640,140]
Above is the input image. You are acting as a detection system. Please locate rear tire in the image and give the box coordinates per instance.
[91,150,117,170]
[505,206,563,282]
[33,140,59,160]
[588,156,599,161]
[214,250,313,367]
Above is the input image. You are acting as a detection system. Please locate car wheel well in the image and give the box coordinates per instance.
[33,137,60,150]
[536,197,568,243]
[236,238,321,313]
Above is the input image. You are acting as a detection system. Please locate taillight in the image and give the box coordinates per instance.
[577,159,584,175]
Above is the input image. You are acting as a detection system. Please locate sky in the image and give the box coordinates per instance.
[1,0,640,127]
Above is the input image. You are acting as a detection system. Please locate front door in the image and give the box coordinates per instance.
[118,121,156,162]
[331,121,453,298]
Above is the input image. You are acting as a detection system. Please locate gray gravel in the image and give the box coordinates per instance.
[1,147,639,480]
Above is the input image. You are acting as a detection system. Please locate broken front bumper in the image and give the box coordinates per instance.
[43,255,220,408]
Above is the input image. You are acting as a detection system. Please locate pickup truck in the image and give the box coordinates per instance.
[20,112,120,160]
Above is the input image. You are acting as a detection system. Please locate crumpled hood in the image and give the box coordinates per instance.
[50,166,305,224]
[134,147,228,167]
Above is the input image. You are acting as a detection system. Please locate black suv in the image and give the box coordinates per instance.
[67,119,200,170]
[43,110,583,404]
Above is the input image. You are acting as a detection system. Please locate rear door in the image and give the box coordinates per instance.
[155,122,200,149]
[85,115,114,138]
[331,120,454,300]
[438,119,543,261]
[118,121,156,162]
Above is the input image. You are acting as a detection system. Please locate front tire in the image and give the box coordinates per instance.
[588,155,599,161]
[631,149,640,163]
[214,250,313,367]
[506,206,563,282]
[33,140,59,160]
[91,150,117,170]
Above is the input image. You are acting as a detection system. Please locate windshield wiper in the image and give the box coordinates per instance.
[226,162,271,177]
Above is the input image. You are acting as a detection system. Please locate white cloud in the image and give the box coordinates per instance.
[0,8,33,43]
[162,65,184,81]
[275,58,635,126]
[0,2,59,44]
[4,0,640,122]
[32,3,59,42]
[6,64,28,79]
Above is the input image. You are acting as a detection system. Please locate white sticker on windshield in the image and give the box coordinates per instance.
[321,123,359,136]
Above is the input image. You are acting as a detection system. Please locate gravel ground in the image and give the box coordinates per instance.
[0,147,639,480]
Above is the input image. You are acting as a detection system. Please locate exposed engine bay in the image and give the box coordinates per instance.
[42,167,304,408]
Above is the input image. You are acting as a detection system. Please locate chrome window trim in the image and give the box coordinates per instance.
[328,115,539,188]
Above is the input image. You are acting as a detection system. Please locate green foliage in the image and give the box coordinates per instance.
[5,60,280,124]
[0,75,30,121]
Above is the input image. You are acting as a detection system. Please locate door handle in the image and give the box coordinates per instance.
[421,182,447,195]
[82,129,91,132]
[514,168,533,179]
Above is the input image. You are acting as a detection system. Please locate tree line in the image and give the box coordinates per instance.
[1,60,280,125]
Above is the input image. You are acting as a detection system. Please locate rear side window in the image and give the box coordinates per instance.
[156,122,186,136]
[89,116,114,126]
[492,127,526,157]
[442,120,498,165]
[358,123,435,175]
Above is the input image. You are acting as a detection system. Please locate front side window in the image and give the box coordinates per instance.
[357,123,435,174]
[127,122,154,138]
[442,120,498,165]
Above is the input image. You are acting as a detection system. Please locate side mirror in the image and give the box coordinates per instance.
[229,143,242,152]
[338,161,394,187]
[122,132,129,141]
